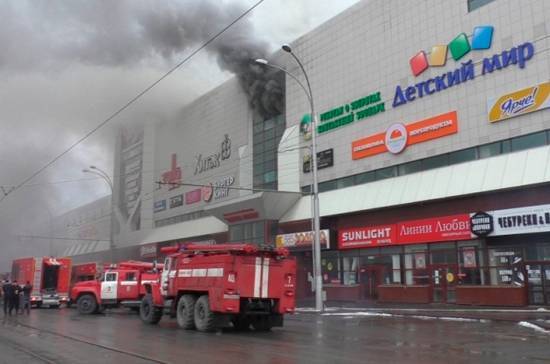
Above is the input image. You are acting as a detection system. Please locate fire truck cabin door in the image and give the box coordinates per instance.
[101,272,118,301]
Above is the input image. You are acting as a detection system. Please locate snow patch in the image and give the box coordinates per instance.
[518,321,550,334]
[322,311,393,318]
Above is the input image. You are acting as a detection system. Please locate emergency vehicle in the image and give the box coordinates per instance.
[11,257,72,308]
[70,260,162,314]
[140,243,296,332]
[71,262,104,284]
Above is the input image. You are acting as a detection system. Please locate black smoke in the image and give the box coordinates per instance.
[0,0,284,120]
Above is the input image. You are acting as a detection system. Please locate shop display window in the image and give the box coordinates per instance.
[488,248,524,286]
[321,252,340,284]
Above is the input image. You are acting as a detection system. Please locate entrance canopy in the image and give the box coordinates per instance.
[281,144,550,222]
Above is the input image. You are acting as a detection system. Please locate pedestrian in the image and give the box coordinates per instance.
[22,281,32,315]
[6,281,16,316]
[9,280,19,315]
[17,283,24,314]
[1,280,9,316]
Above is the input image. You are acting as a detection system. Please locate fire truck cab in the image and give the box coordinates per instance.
[70,261,162,314]
[140,244,296,332]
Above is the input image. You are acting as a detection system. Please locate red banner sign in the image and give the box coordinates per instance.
[338,214,473,249]
[397,214,472,244]
[338,225,396,249]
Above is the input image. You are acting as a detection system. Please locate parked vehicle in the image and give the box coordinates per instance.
[140,243,296,332]
[11,257,72,308]
[70,261,162,314]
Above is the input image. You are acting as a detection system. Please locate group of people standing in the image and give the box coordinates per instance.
[1,280,32,316]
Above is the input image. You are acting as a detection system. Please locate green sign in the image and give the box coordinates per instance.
[318,92,385,134]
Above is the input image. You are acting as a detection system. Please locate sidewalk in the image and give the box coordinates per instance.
[296,299,550,327]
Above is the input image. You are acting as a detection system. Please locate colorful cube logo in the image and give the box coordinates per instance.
[409,26,494,76]
[410,51,429,76]
[429,45,448,66]
[449,33,471,61]
[472,26,494,49]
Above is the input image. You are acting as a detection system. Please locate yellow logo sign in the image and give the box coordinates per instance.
[488,82,550,123]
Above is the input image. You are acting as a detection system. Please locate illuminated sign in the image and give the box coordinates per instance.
[202,176,235,203]
[488,82,550,123]
[317,91,385,134]
[352,111,458,160]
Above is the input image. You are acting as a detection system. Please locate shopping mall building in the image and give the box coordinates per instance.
[62,0,550,306]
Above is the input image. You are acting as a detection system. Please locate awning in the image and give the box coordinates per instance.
[281,144,550,223]
[140,216,227,245]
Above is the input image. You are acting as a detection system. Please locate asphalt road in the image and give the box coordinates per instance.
[1,308,549,364]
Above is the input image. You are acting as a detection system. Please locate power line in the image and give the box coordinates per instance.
[0,0,266,205]
[155,181,309,195]
[17,235,109,242]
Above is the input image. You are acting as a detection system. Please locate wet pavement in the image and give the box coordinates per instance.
[1,307,549,364]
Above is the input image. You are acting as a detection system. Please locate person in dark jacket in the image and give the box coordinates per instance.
[22,281,32,315]
[6,281,16,315]
[1,280,9,316]
[8,280,19,315]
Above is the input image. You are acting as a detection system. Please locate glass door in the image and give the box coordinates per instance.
[430,264,458,303]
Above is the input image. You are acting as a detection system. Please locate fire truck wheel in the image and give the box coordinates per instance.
[177,295,196,330]
[194,295,216,332]
[140,294,162,324]
[231,316,251,331]
[251,315,273,331]
[77,294,98,315]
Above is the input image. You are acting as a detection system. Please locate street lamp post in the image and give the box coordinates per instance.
[255,44,324,312]
[83,165,115,263]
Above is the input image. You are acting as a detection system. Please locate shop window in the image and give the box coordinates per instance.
[342,256,359,285]
[321,252,340,284]
[361,254,401,285]
[430,243,457,264]
[511,131,546,152]
[404,245,429,285]
[488,248,524,286]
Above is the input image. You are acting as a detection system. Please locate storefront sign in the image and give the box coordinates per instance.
[276,229,331,250]
[397,214,472,244]
[491,204,550,236]
[352,111,458,160]
[194,134,231,175]
[303,149,334,173]
[169,194,183,209]
[185,188,202,204]
[338,225,396,249]
[394,24,536,108]
[154,200,166,213]
[470,211,494,237]
[317,91,385,134]
[488,82,550,123]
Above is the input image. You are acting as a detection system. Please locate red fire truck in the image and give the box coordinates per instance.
[11,257,72,308]
[71,262,104,284]
[140,244,296,332]
[70,261,162,314]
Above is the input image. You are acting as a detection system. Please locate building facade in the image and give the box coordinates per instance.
[64,0,550,306]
